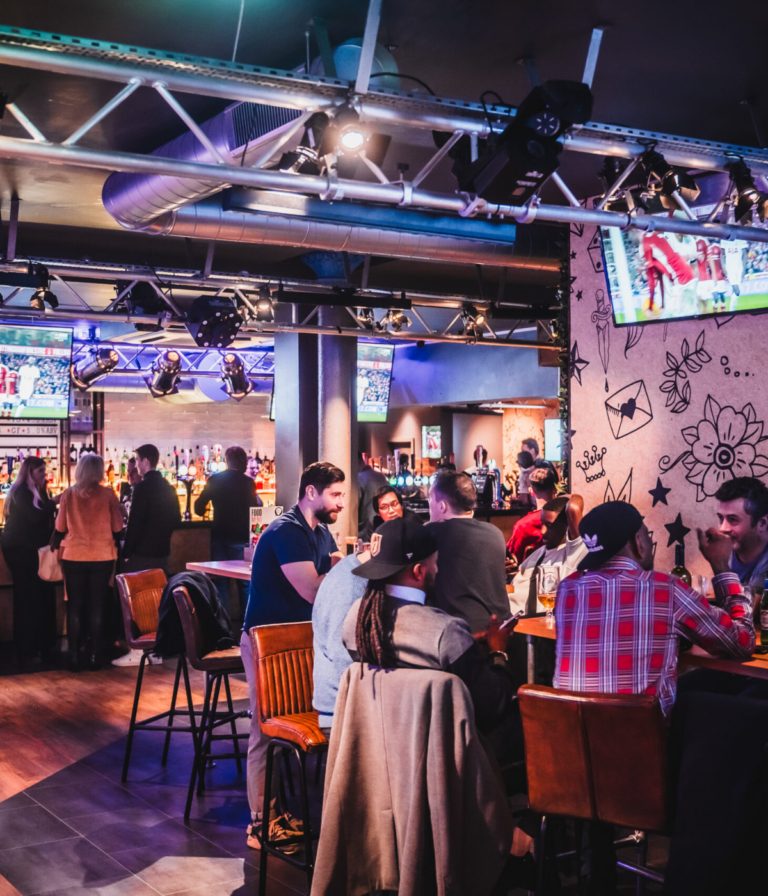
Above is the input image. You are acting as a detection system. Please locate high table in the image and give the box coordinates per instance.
[515,615,768,683]
[186,560,252,580]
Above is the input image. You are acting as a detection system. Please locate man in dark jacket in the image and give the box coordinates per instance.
[194,446,262,618]
[122,443,181,575]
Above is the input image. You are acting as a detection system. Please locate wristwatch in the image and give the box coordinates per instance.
[489,650,509,667]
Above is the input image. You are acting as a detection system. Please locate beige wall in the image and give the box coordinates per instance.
[502,402,560,491]
[453,413,503,472]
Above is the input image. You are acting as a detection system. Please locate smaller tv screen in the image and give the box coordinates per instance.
[544,418,562,462]
[0,324,72,419]
[357,344,394,423]
[600,223,768,325]
[422,425,441,459]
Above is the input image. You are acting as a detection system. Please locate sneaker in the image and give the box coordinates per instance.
[111,649,163,667]
[246,816,303,854]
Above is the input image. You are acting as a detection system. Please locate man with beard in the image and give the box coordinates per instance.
[241,461,345,852]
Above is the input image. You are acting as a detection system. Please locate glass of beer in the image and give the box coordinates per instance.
[537,565,561,627]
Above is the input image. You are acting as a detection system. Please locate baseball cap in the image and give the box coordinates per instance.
[577,501,644,572]
[352,517,437,581]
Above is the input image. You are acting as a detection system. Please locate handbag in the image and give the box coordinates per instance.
[38,545,63,582]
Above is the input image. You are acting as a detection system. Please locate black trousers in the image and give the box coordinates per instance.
[63,559,114,659]
[5,545,56,664]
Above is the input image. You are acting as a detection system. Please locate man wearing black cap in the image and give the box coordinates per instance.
[554,501,755,715]
[342,518,520,756]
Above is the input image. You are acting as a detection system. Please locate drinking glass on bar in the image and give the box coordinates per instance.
[537,565,561,627]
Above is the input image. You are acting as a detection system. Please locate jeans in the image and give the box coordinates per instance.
[211,539,249,624]
[5,545,57,664]
[63,559,114,660]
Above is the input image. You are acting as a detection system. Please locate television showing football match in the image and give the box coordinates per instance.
[0,324,73,419]
[600,224,768,326]
[357,343,394,423]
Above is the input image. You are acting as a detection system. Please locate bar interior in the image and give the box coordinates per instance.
[1,4,768,895]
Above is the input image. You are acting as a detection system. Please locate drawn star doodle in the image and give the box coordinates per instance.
[648,478,671,507]
[604,469,632,504]
[659,396,768,501]
[665,513,691,548]
[569,342,589,386]
[591,288,611,393]
[570,250,577,259]
[570,222,585,239]
[576,289,583,301]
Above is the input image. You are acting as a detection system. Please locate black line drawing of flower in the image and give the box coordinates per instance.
[659,395,768,501]
[659,331,712,414]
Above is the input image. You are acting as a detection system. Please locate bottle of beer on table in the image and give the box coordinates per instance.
[671,544,692,586]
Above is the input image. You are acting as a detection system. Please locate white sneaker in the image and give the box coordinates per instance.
[111,649,163,667]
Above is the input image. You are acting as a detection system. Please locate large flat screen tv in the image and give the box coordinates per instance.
[0,324,72,418]
[600,222,768,326]
[357,343,394,423]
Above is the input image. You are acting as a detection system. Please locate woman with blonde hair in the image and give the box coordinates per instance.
[1,456,58,668]
[54,453,124,671]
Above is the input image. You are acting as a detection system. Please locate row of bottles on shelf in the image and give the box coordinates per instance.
[0,447,60,489]
[366,451,451,489]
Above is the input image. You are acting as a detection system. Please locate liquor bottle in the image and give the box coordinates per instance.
[120,448,128,478]
[106,456,115,484]
[671,544,692,586]
[761,578,768,647]
[70,443,77,464]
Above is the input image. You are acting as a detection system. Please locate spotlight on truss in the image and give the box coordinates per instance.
[220,352,252,401]
[728,159,768,224]
[146,350,181,397]
[71,348,118,391]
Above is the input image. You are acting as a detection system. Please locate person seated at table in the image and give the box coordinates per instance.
[714,477,768,588]
[426,470,510,632]
[343,517,521,763]
[509,494,586,615]
[359,484,424,542]
[506,466,558,565]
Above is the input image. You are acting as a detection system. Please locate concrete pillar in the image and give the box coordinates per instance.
[274,304,318,509]
[317,306,358,539]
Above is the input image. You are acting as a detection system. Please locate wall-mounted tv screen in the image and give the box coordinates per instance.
[357,343,394,423]
[0,325,72,419]
[422,425,441,459]
[544,418,562,462]
[600,223,768,325]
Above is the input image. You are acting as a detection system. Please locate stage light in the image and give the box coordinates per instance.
[641,149,700,206]
[147,350,181,397]
[381,308,411,333]
[318,106,368,157]
[357,307,375,328]
[255,287,274,323]
[728,160,768,224]
[30,285,59,311]
[71,348,118,391]
[220,352,252,401]
[186,295,243,348]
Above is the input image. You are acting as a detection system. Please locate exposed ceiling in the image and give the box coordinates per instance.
[0,0,767,303]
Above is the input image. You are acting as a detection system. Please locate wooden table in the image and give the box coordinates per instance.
[186,560,252,581]
[516,615,768,683]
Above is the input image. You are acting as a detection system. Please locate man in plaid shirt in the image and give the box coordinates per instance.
[554,502,755,716]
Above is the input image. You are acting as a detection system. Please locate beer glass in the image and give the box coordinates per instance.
[537,565,561,627]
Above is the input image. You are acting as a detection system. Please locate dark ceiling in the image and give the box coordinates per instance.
[1,0,767,297]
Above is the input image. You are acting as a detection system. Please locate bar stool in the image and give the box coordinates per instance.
[518,684,669,893]
[116,570,199,782]
[250,621,328,896]
[173,585,249,819]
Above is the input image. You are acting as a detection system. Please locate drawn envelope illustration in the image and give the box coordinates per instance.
[604,379,653,439]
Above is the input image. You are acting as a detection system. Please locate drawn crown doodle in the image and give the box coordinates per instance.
[575,446,607,483]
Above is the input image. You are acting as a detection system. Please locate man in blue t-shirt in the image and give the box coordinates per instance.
[714,477,768,587]
[240,461,345,851]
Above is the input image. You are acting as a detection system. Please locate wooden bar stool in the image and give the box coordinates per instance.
[173,585,249,819]
[518,684,669,893]
[250,621,328,896]
[116,570,199,781]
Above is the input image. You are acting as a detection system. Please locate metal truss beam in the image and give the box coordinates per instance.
[72,341,275,375]
[1,25,768,175]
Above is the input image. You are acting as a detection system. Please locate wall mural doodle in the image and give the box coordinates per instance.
[660,331,712,414]
[591,289,611,392]
[570,222,767,577]
[605,380,653,439]
[665,513,691,547]
[604,469,633,503]
[659,396,768,501]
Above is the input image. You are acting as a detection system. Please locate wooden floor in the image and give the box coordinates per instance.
[0,661,248,800]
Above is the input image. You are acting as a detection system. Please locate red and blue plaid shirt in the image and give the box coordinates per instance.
[554,557,755,715]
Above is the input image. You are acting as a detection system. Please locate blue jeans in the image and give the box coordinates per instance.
[210,538,250,623]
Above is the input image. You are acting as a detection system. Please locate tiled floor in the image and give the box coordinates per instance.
[0,701,311,896]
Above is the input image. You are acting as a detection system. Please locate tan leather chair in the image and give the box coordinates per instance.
[250,621,327,896]
[173,585,248,819]
[518,684,669,893]
[116,570,198,781]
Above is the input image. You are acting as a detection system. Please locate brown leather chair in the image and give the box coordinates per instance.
[250,621,327,896]
[173,585,248,819]
[518,684,668,893]
[116,570,198,781]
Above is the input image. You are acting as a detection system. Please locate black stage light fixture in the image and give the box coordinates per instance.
[28,265,58,310]
[255,287,274,323]
[451,80,593,205]
[463,304,486,327]
[71,348,118,391]
[146,350,181,398]
[220,352,252,401]
[382,308,411,333]
[318,106,367,156]
[115,280,169,332]
[186,295,243,347]
[641,149,700,207]
[357,307,375,328]
[728,159,768,224]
